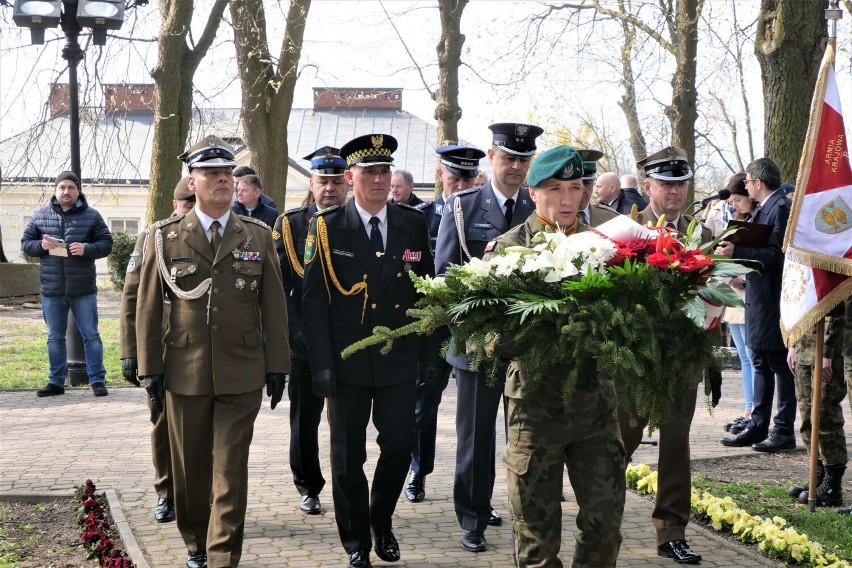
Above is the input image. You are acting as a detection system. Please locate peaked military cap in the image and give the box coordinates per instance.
[436,145,486,178]
[576,149,604,181]
[488,123,544,157]
[173,176,193,200]
[638,146,693,181]
[178,135,237,170]
[303,146,347,176]
[340,134,398,168]
[527,145,584,187]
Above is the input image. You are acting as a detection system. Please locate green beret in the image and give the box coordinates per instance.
[527,145,583,187]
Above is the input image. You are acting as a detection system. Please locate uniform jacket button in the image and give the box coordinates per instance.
[371,303,377,309]
[213,288,219,294]
[212,307,219,313]
[394,304,400,309]
[213,269,220,275]
[212,325,219,330]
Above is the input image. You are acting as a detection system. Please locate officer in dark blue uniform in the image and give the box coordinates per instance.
[404,144,486,504]
[272,146,349,516]
[302,134,443,568]
[434,122,542,553]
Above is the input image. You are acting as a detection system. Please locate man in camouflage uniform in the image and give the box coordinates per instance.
[787,300,848,507]
[484,145,626,568]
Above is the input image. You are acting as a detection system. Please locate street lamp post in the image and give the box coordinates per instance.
[12,0,134,386]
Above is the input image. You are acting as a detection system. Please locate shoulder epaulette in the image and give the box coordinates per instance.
[238,215,271,229]
[315,204,341,216]
[394,202,424,214]
[454,187,480,198]
[154,215,183,229]
[284,205,309,216]
[415,201,433,210]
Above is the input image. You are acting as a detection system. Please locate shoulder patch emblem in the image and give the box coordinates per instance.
[484,240,497,253]
[304,234,317,264]
[271,230,281,241]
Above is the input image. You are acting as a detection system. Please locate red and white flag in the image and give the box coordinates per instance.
[780,43,852,346]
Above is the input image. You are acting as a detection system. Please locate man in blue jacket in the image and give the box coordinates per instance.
[21,171,113,397]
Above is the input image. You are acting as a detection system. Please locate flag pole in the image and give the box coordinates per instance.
[806,1,841,514]
[807,319,826,513]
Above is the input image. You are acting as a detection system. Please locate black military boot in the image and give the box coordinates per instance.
[789,461,824,499]
[812,466,845,507]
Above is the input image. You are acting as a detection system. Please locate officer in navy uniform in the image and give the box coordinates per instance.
[302,134,443,568]
[404,144,486,504]
[434,122,542,553]
[272,146,349,516]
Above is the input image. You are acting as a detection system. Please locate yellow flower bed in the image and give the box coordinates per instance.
[625,464,851,568]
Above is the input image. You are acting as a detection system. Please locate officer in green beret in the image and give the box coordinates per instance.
[483,145,627,567]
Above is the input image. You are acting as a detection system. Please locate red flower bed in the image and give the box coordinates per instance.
[77,479,135,567]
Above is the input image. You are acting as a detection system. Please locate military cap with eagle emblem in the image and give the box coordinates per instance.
[436,145,486,178]
[638,146,694,181]
[177,135,237,170]
[303,146,347,176]
[576,148,604,181]
[526,145,584,187]
[488,122,544,156]
[340,133,398,168]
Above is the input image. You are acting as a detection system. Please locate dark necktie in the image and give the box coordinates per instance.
[369,216,384,253]
[504,198,515,227]
[210,220,222,255]
[667,222,676,230]
[751,204,762,222]
[578,210,588,224]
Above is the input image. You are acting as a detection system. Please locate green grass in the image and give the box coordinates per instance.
[0,505,36,566]
[0,319,122,389]
[693,474,852,561]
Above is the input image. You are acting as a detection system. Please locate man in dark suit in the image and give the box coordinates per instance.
[434,122,542,553]
[390,170,423,206]
[405,145,485,504]
[620,173,650,212]
[302,134,442,568]
[136,136,290,568]
[232,174,278,227]
[718,158,797,453]
[272,146,349,516]
[620,146,712,565]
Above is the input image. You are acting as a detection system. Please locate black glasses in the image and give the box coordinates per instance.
[745,178,759,185]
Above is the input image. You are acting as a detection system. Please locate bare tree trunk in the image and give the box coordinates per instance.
[432,0,468,195]
[231,0,311,207]
[756,0,826,183]
[616,11,647,172]
[666,0,702,203]
[147,0,228,224]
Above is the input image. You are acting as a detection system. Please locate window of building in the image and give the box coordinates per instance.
[110,218,140,235]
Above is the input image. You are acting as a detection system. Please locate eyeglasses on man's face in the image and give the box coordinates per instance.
[745,178,760,185]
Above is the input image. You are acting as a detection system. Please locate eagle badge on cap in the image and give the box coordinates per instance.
[562,164,575,178]
[371,134,384,148]
[515,124,529,137]
[324,147,335,158]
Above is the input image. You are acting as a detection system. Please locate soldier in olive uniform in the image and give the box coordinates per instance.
[434,123,541,553]
[120,176,195,524]
[620,147,712,565]
[405,145,485,504]
[302,134,443,568]
[135,136,290,568]
[272,146,349,515]
[787,301,848,506]
[484,146,627,568]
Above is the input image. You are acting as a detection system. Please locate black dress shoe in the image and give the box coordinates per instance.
[461,530,487,552]
[488,507,502,526]
[348,550,371,568]
[155,497,175,523]
[752,432,796,453]
[404,470,425,503]
[299,495,322,514]
[657,539,701,564]
[36,383,65,397]
[186,551,207,568]
[720,427,763,447]
[373,530,400,562]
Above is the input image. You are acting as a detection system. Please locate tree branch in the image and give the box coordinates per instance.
[379,1,434,97]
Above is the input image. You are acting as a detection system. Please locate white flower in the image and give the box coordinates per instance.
[490,251,522,277]
[465,257,492,277]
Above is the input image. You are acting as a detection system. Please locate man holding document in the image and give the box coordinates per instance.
[21,170,113,398]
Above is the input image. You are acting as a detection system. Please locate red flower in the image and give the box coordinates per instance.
[679,253,714,272]
[646,252,672,269]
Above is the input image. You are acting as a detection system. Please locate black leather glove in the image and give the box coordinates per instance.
[289,331,309,359]
[312,368,336,398]
[706,367,723,408]
[266,373,287,409]
[417,365,442,394]
[121,357,140,387]
[144,374,165,413]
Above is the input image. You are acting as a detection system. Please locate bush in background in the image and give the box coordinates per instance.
[107,231,137,291]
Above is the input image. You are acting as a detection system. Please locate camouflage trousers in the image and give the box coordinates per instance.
[794,357,848,466]
[505,394,626,568]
